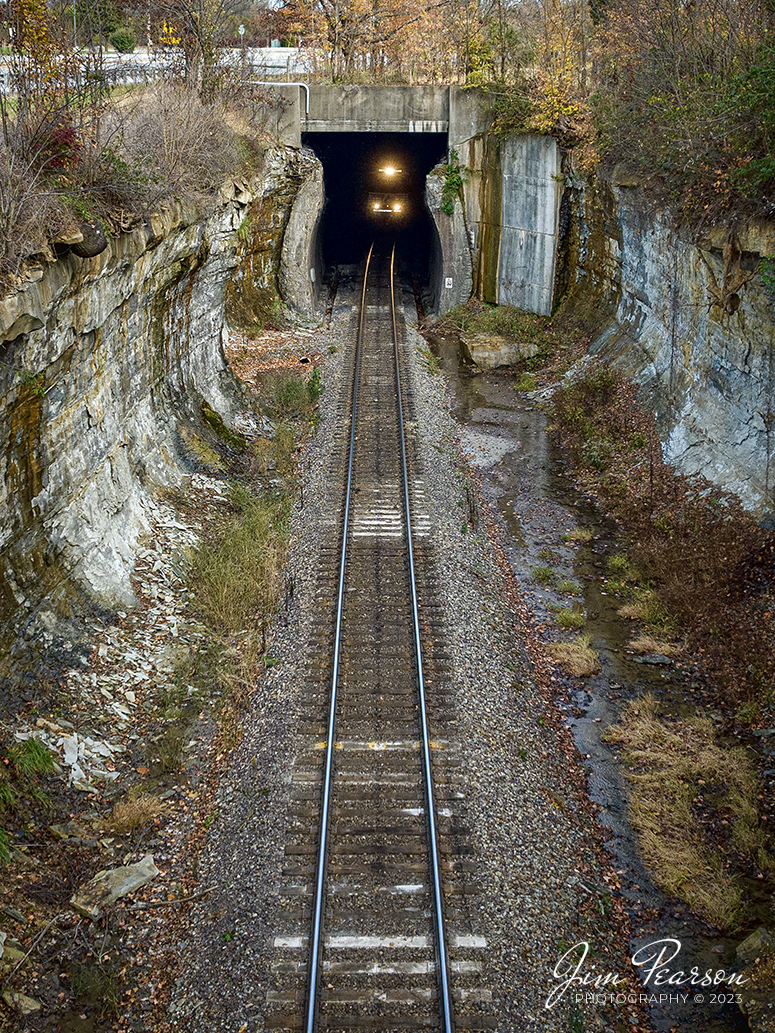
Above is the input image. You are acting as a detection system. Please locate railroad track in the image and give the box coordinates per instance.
[268,248,494,1032]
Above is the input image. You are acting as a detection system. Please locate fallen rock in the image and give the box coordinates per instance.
[53,227,85,248]
[0,904,28,928]
[71,220,107,258]
[460,332,540,370]
[1,990,41,1015]
[632,653,674,666]
[0,942,25,968]
[70,853,159,919]
[735,927,775,1033]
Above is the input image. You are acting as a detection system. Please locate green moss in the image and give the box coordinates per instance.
[439,148,470,216]
[180,428,226,472]
[201,401,244,449]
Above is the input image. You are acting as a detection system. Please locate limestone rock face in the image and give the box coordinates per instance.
[0,147,316,691]
[279,149,324,315]
[558,171,775,521]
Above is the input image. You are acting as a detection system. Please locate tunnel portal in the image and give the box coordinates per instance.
[303,132,447,297]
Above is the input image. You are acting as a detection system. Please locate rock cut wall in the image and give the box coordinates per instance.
[557,169,775,521]
[0,146,320,691]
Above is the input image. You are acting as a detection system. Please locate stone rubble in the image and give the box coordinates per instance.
[70,853,160,920]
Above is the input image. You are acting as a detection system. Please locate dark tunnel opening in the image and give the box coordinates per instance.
[302,132,447,303]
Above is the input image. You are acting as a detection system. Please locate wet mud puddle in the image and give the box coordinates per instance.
[430,335,755,1033]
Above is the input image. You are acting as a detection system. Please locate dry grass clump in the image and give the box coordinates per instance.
[193,488,287,634]
[563,526,593,543]
[618,598,650,620]
[628,634,676,656]
[250,437,273,475]
[547,633,600,677]
[216,633,265,748]
[606,694,774,930]
[115,85,243,198]
[271,423,297,476]
[248,426,298,478]
[111,793,166,834]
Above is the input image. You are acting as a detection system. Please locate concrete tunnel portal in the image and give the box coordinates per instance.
[302,131,448,303]
[274,87,561,318]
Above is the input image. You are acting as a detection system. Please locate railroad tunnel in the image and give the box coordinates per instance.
[302,131,448,305]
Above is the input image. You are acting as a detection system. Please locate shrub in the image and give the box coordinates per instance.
[115,86,243,197]
[0,150,71,282]
[111,793,165,833]
[109,27,136,53]
[592,0,775,219]
[439,148,469,216]
[581,436,614,470]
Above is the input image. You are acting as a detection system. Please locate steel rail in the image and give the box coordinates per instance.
[304,243,374,1033]
[389,246,455,1033]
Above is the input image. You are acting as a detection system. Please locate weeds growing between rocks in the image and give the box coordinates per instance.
[551,361,775,717]
[554,607,587,630]
[628,634,675,656]
[0,739,54,863]
[426,300,589,378]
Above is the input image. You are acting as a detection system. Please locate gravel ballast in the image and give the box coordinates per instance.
[163,284,639,1033]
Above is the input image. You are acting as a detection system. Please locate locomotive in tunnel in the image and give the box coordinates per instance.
[302,131,447,304]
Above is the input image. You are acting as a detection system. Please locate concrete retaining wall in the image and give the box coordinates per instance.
[429,134,561,316]
[496,136,561,315]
